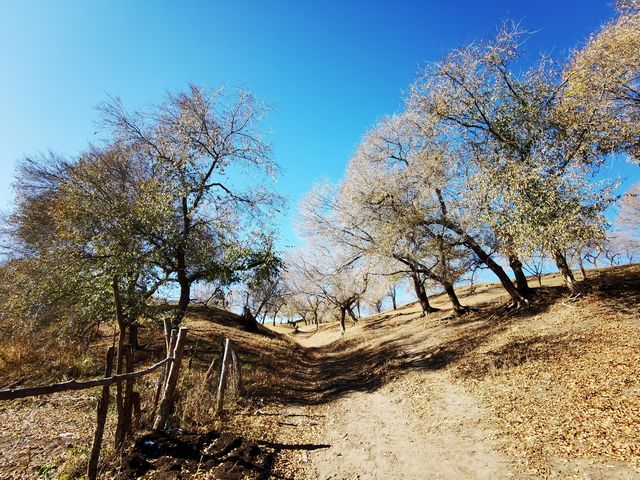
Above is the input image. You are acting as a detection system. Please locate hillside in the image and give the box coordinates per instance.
[1,265,639,479]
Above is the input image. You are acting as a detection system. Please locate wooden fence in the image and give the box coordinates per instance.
[207,337,243,415]
[0,327,244,479]
[0,326,189,480]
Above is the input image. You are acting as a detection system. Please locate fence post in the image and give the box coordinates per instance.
[153,327,188,430]
[163,318,172,353]
[229,343,243,396]
[215,338,231,415]
[151,328,176,423]
[123,346,135,437]
[87,346,115,480]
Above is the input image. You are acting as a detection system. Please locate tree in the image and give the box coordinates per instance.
[562,3,640,161]
[522,251,548,287]
[412,24,615,292]
[235,240,284,332]
[610,232,640,264]
[617,182,640,233]
[3,85,281,448]
[284,243,369,334]
[6,148,171,449]
[339,111,523,309]
[99,85,281,326]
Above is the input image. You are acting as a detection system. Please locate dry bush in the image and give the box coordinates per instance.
[0,329,101,386]
[176,357,246,431]
[176,370,219,429]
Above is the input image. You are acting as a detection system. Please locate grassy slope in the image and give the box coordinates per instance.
[261,265,640,477]
[0,264,638,478]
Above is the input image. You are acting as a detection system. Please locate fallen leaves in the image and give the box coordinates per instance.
[459,285,640,477]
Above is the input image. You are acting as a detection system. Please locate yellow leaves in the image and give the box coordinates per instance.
[461,291,640,475]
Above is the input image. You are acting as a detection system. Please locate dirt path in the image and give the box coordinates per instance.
[308,370,512,480]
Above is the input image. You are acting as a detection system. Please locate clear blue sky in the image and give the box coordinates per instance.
[1,0,637,247]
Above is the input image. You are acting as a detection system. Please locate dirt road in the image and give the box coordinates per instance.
[308,369,512,480]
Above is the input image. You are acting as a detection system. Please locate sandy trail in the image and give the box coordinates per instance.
[308,370,512,480]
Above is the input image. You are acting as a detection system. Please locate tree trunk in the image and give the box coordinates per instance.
[175,267,190,327]
[391,289,397,310]
[411,272,437,315]
[443,282,466,315]
[347,306,358,323]
[174,196,191,327]
[87,347,115,480]
[339,308,346,334]
[438,219,526,305]
[241,306,259,333]
[553,249,576,292]
[122,346,135,439]
[112,277,127,451]
[576,254,587,280]
[508,254,532,297]
[129,324,139,350]
[272,304,282,326]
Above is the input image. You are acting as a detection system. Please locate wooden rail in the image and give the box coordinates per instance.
[0,327,190,480]
[0,357,171,401]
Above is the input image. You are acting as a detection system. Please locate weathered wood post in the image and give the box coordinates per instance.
[151,328,177,422]
[87,346,115,480]
[162,318,172,353]
[153,327,188,430]
[229,343,244,396]
[123,346,135,437]
[215,338,231,415]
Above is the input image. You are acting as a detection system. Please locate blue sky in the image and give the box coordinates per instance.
[1,0,637,248]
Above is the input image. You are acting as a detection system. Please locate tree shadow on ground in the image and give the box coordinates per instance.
[237,266,640,406]
[117,429,330,480]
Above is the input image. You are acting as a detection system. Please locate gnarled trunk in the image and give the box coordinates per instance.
[241,306,260,333]
[347,306,358,323]
[553,249,576,292]
[175,264,190,327]
[411,272,437,315]
[437,219,526,305]
[508,254,532,297]
[576,254,587,280]
[443,282,466,315]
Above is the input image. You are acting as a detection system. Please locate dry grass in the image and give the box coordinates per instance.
[0,334,102,388]
[1,265,639,478]
[453,265,640,476]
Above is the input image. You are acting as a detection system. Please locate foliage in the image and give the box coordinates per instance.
[1,85,281,349]
[562,7,640,160]
[408,23,619,290]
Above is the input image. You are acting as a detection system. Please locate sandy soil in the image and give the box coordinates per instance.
[310,370,512,480]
